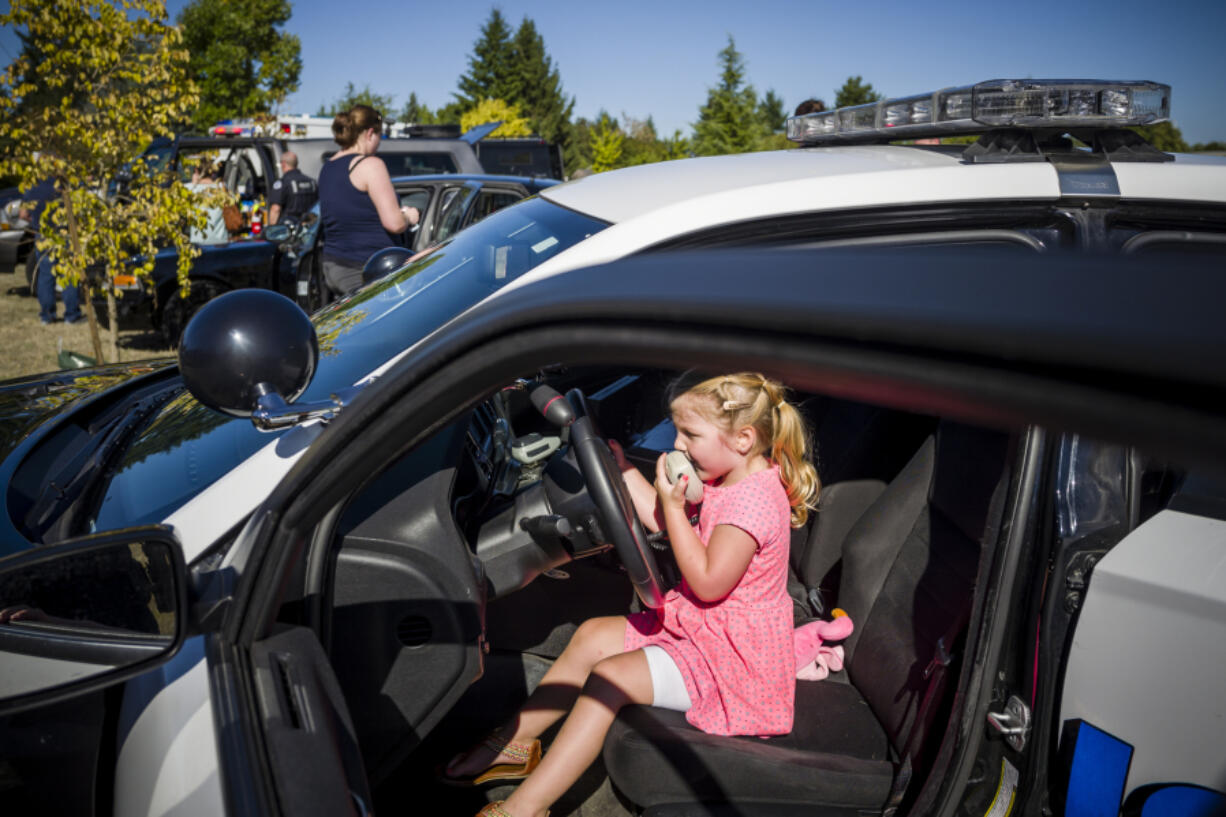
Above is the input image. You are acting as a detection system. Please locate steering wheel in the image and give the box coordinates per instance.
[533,385,665,609]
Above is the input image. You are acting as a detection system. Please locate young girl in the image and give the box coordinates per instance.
[447,372,820,817]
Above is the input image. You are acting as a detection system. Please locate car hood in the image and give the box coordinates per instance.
[0,361,178,464]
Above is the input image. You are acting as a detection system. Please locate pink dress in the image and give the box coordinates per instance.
[625,465,795,736]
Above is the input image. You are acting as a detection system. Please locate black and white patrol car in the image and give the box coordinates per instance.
[0,80,1223,817]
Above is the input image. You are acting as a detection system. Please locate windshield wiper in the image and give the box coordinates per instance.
[24,390,178,543]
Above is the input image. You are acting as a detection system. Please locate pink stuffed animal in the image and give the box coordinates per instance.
[793,609,854,681]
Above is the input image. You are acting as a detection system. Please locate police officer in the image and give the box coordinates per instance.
[267,151,318,226]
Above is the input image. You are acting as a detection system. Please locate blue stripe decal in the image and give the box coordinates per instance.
[1064,720,1133,817]
[1129,785,1226,817]
[116,635,207,750]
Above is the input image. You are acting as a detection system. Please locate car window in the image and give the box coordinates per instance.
[324,150,458,176]
[142,144,174,176]
[471,190,523,224]
[224,152,259,199]
[434,185,477,243]
[89,197,608,534]
[398,189,431,213]
[475,141,559,178]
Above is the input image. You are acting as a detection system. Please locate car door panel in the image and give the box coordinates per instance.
[325,420,485,783]
[1057,507,1226,814]
[249,626,372,817]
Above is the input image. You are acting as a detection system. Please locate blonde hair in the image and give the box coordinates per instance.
[673,372,820,527]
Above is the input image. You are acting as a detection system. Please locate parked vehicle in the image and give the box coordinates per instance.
[279,172,560,312]
[0,187,34,268]
[0,247,1223,817]
[287,123,558,184]
[0,78,1223,817]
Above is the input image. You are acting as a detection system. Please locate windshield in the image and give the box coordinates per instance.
[89,197,607,533]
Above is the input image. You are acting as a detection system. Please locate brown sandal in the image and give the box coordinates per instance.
[443,733,542,787]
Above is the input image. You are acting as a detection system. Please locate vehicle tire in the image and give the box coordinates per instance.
[296,251,329,313]
[161,279,227,349]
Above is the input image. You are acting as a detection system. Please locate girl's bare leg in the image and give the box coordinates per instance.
[445,614,630,777]
[500,649,654,817]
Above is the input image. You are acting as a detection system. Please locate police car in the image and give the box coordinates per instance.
[0,80,1224,817]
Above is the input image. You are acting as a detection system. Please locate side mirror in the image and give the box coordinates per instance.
[264,223,292,243]
[361,246,414,285]
[0,530,186,715]
[179,289,319,426]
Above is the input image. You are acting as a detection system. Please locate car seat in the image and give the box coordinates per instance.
[602,421,1013,811]
[788,399,937,622]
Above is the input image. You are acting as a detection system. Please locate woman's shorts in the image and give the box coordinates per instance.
[321,256,365,298]
[642,645,692,712]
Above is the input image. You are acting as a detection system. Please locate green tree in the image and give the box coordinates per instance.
[0,0,223,364]
[318,82,396,117]
[835,76,883,108]
[177,0,301,130]
[455,9,517,110]
[618,116,691,167]
[693,36,766,156]
[509,18,574,155]
[590,113,625,172]
[399,92,439,125]
[461,99,533,137]
[1131,121,1190,153]
[759,89,787,132]
[569,116,596,173]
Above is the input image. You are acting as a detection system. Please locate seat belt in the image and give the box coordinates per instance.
[881,598,972,817]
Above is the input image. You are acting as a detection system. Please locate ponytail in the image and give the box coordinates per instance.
[332,104,383,148]
[674,372,820,527]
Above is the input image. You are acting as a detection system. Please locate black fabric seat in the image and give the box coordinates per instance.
[787,400,937,623]
[603,422,1012,810]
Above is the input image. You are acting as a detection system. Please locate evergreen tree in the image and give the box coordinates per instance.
[569,116,596,173]
[398,92,439,125]
[455,9,516,109]
[834,76,882,108]
[693,37,765,156]
[509,18,574,153]
[759,89,787,132]
[436,99,467,127]
[318,82,395,117]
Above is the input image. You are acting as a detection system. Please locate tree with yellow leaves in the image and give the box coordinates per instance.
[461,99,533,138]
[0,0,223,364]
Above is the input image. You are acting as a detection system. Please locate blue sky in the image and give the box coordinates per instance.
[3,0,1225,143]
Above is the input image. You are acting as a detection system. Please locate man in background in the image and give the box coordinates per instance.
[268,151,318,226]
[21,178,83,325]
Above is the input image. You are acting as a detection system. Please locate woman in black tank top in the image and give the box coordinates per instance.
[317,105,421,301]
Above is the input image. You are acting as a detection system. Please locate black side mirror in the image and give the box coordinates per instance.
[361,246,414,285]
[0,530,187,715]
[179,289,318,421]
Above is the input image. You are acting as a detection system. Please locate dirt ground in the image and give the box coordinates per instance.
[0,261,173,382]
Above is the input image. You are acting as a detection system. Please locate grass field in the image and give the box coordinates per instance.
[0,261,174,382]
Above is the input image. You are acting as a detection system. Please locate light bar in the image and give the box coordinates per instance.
[786,80,1170,145]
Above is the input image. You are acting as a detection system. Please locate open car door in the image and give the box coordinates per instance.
[1054,474,1226,817]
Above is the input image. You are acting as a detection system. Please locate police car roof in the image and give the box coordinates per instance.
[540,144,1226,227]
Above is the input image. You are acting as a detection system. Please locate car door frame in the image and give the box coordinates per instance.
[206,247,1226,816]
